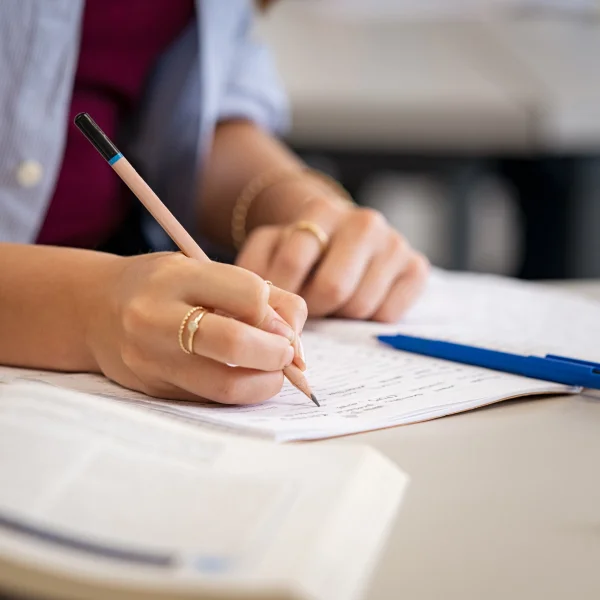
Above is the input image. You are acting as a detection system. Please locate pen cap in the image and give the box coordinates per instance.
[74,113,120,163]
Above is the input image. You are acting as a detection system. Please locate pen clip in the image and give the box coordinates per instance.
[545,355,600,374]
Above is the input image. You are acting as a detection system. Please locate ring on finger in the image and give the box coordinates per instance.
[187,308,209,355]
[289,220,329,254]
[178,307,203,355]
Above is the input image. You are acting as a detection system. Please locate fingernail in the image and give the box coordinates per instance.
[294,338,307,371]
[284,345,295,366]
[266,318,296,344]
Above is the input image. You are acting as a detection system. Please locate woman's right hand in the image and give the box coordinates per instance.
[87,252,308,404]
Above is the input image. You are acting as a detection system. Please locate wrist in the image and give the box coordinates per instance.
[295,191,354,220]
[77,253,128,370]
[246,171,354,231]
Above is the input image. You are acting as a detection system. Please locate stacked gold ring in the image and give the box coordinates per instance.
[186,308,209,354]
[178,306,208,355]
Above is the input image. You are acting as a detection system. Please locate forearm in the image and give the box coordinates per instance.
[0,243,119,372]
[198,120,306,248]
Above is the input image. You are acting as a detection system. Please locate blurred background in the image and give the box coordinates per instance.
[256,0,600,279]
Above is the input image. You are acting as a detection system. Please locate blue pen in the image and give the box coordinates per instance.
[377,333,600,390]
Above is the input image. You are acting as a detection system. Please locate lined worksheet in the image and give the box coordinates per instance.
[136,332,573,441]
[1,269,595,441]
[0,330,575,442]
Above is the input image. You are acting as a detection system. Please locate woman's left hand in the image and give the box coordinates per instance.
[236,193,429,322]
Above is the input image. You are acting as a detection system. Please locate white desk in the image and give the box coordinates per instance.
[331,282,600,600]
[258,4,531,152]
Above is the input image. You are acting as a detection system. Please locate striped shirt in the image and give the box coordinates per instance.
[0,0,289,245]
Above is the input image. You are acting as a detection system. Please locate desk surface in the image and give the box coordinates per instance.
[330,282,600,600]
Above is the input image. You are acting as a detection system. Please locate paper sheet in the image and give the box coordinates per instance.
[1,269,595,442]
[0,332,575,443]
[0,382,407,600]
[0,383,290,564]
[310,269,600,362]
[137,333,574,442]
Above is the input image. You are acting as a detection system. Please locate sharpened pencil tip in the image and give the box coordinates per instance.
[311,394,320,407]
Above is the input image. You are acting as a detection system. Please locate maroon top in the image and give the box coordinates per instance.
[37,0,194,248]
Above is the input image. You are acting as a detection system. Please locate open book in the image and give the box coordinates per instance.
[1,270,598,442]
[0,382,406,600]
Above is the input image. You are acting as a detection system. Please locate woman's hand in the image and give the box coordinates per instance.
[88,252,307,404]
[236,193,429,322]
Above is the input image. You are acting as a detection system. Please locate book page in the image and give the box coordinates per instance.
[0,383,292,566]
[0,383,406,600]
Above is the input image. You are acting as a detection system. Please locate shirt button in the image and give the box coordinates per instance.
[16,160,43,188]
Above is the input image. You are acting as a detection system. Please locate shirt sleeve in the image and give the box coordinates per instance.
[217,6,290,135]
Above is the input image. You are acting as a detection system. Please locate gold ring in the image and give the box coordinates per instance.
[187,308,209,355]
[290,220,329,253]
[178,307,202,355]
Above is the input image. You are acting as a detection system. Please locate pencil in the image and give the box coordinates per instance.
[74,112,319,407]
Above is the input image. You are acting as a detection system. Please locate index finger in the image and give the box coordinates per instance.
[179,260,272,328]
